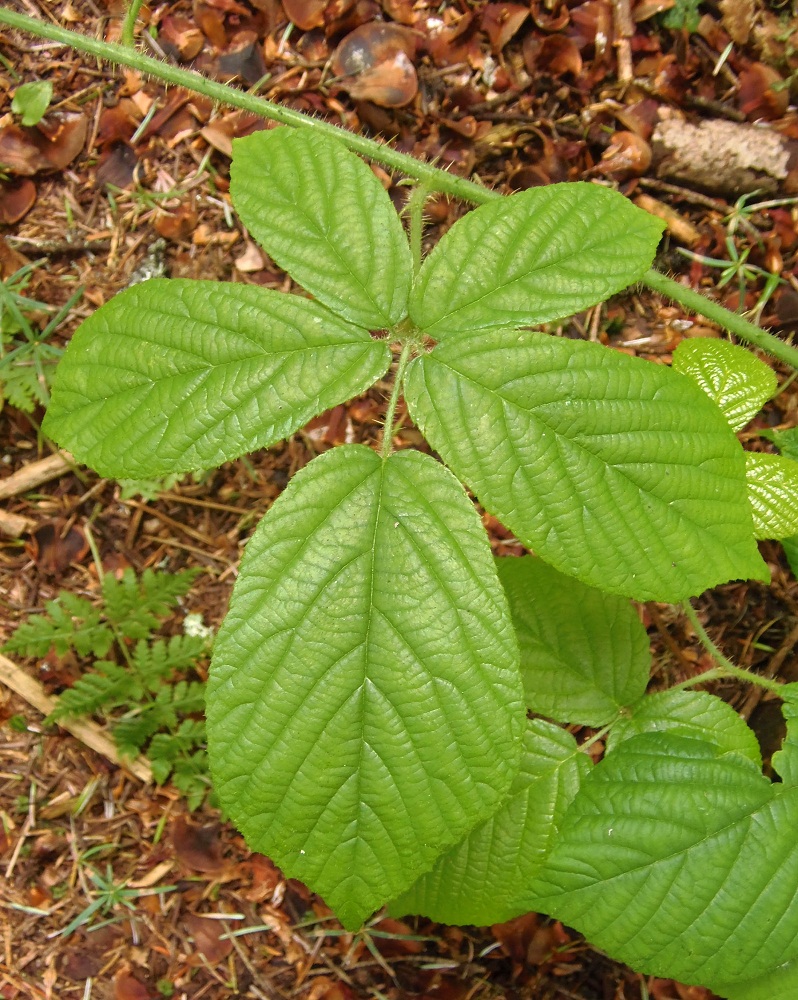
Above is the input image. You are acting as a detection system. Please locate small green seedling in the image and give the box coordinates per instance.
[4,567,212,809]
[39,128,798,999]
[11,79,52,127]
[0,261,79,412]
[59,862,175,937]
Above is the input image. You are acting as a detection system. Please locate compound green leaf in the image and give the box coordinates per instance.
[42,280,390,479]
[782,535,798,578]
[527,726,798,992]
[231,128,412,329]
[497,555,649,725]
[390,718,590,926]
[673,338,776,432]
[405,329,767,601]
[606,689,761,765]
[206,444,525,930]
[746,452,798,539]
[408,183,664,339]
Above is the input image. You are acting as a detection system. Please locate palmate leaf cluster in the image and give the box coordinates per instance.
[4,568,210,809]
[39,127,798,996]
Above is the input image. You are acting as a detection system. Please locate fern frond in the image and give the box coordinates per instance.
[49,662,140,721]
[131,635,207,691]
[103,567,201,638]
[3,592,113,658]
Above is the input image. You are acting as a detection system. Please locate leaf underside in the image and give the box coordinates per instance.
[231,128,413,330]
[527,720,798,994]
[391,718,590,927]
[745,451,798,540]
[408,183,665,339]
[404,329,767,602]
[672,337,776,433]
[42,280,390,478]
[497,555,650,725]
[206,444,525,930]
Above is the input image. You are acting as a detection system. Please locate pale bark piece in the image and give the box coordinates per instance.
[0,509,35,536]
[651,117,798,197]
[0,451,74,500]
[0,652,152,782]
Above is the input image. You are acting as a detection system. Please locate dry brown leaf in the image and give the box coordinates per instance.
[234,240,265,272]
[597,130,652,177]
[481,4,529,52]
[525,33,583,77]
[26,521,88,576]
[184,914,234,964]
[738,62,790,120]
[0,178,36,224]
[155,202,199,242]
[159,15,206,60]
[173,815,226,873]
[0,113,87,176]
[114,969,153,1000]
[332,24,418,107]
[282,0,328,29]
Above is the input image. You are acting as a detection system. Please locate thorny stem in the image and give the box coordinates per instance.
[121,0,146,49]
[680,601,786,695]
[406,184,430,277]
[3,7,798,369]
[380,340,414,461]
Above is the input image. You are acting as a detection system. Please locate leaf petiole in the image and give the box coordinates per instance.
[680,601,785,695]
[380,340,415,460]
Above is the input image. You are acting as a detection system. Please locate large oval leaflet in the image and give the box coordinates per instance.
[404,328,768,602]
[206,444,525,930]
[41,279,391,479]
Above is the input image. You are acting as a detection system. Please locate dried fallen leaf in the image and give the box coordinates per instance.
[597,129,652,177]
[184,914,234,964]
[26,521,88,576]
[173,815,226,873]
[332,23,418,107]
[282,0,328,29]
[114,969,152,1000]
[0,178,36,224]
[738,62,789,120]
[481,3,529,52]
[234,240,265,272]
[155,202,199,242]
[525,33,584,76]
[0,113,87,176]
[159,15,206,60]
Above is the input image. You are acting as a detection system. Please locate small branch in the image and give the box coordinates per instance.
[0,652,152,782]
[0,451,74,500]
[611,0,634,85]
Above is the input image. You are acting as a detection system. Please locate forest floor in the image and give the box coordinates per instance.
[3,0,798,998]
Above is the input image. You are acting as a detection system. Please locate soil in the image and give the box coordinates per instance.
[2,1,798,999]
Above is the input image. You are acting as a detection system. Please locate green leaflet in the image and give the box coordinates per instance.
[206,444,525,930]
[404,329,767,601]
[42,280,390,478]
[527,708,798,993]
[390,718,590,927]
[763,426,798,463]
[497,555,649,725]
[606,689,762,765]
[722,957,798,1000]
[408,183,664,339]
[673,338,776,432]
[746,452,798,539]
[231,129,413,329]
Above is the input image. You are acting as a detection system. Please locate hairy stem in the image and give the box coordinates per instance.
[407,184,430,276]
[680,601,785,694]
[643,270,798,369]
[121,0,147,48]
[3,7,796,368]
[380,341,414,461]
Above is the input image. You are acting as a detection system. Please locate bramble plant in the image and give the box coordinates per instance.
[35,124,798,998]
[3,567,212,809]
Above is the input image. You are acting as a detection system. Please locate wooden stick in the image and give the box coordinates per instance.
[0,452,75,501]
[0,652,152,783]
